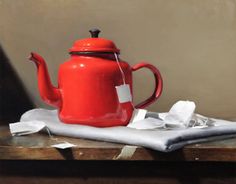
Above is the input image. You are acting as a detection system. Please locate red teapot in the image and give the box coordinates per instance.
[29,29,163,127]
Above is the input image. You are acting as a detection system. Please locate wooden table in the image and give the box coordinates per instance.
[1,125,236,161]
[0,125,236,184]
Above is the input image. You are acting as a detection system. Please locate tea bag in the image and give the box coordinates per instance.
[128,117,165,129]
[129,109,147,123]
[164,101,196,128]
[9,120,46,136]
[9,120,77,149]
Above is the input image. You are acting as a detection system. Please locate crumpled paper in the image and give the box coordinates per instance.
[128,100,214,129]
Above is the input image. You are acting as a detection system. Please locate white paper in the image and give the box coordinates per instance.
[129,109,147,123]
[158,113,168,120]
[115,84,132,103]
[128,101,198,130]
[127,117,165,129]
[9,121,46,136]
[114,145,137,160]
[164,101,196,128]
[51,142,77,149]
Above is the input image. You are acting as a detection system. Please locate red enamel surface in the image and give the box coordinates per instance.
[69,38,120,53]
[57,54,133,126]
[29,30,163,127]
[30,52,163,127]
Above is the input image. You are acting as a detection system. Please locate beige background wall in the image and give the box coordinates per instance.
[1,0,236,119]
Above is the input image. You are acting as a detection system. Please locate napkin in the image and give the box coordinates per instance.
[14,105,236,152]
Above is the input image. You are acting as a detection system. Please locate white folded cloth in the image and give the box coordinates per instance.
[17,108,236,152]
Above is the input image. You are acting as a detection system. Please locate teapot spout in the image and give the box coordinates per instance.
[29,52,61,108]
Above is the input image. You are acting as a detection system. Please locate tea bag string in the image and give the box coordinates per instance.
[45,127,58,141]
[114,53,126,85]
[114,53,135,110]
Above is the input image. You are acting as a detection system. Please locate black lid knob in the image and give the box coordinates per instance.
[89,28,101,38]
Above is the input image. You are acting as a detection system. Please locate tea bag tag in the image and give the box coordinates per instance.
[51,142,77,149]
[115,84,132,103]
[9,121,46,136]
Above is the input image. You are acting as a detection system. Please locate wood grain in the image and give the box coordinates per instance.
[1,126,236,161]
[0,125,236,184]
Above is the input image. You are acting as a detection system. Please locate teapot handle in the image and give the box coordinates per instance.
[132,63,163,109]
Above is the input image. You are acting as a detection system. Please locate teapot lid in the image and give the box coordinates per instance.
[69,29,120,54]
